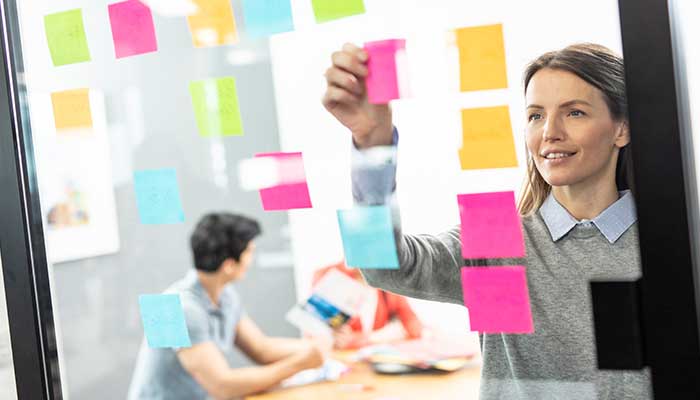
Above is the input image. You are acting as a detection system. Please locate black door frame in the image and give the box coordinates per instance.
[0,0,62,398]
[1,0,698,398]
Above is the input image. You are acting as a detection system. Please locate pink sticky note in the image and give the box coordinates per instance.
[364,39,405,104]
[255,152,312,211]
[458,191,525,259]
[461,266,533,334]
[109,0,158,59]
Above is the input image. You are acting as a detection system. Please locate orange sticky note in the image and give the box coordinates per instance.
[51,89,93,131]
[456,24,508,92]
[458,106,518,170]
[187,0,238,48]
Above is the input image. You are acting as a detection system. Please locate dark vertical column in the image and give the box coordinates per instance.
[618,0,700,397]
[0,0,62,398]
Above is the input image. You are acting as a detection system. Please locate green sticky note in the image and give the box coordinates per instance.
[311,0,365,23]
[44,9,91,66]
[189,77,244,137]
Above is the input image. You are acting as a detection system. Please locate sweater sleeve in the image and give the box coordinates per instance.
[351,128,465,305]
[360,226,465,305]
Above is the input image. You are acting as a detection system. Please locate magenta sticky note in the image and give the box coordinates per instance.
[458,191,525,259]
[461,266,533,334]
[364,39,405,104]
[256,152,312,211]
[108,0,158,59]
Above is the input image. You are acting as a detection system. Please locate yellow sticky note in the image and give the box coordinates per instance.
[458,106,518,170]
[456,24,508,92]
[187,0,238,48]
[51,89,93,131]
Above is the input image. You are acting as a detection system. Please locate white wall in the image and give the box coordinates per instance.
[270,0,624,334]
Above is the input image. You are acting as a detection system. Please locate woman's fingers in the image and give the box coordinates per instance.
[324,67,364,95]
[331,46,368,78]
[322,84,360,111]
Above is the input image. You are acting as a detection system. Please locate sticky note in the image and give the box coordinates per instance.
[189,77,244,137]
[242,0,294,37]
[458,191,525,259]
[108,0,158,59]
[458,106,518,170]
[364,39,405,104]
[44,9,91,66]
[256,152,312,210]
[337,205,399,269]
[133,169,185,224]
[138,294,192,348]
[187,0,238,47]
[311,0,365,23]
[51,89,93,131]
[455,24,508,92]
[461,266,533,334]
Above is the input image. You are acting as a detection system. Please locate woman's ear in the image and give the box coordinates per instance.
[615,120,631,148]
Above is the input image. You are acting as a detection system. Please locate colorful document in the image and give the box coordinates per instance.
[108,0,158,59]
[189,77,244,137]
[458,191,525,259]
[51,89,93,131]
[455,24,508,92]
[311,0,365,23]
[337,205,399,269]
[187,0,238,47]
[242,0,294,37]
[133,169,185,224]
[138,294,192,348]
[364,39,406,104]
[255,152,312,210]
[44,9,91,66]
[458,105,518,170]
[461,266,533,334]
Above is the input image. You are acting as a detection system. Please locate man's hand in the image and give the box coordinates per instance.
[322,43,394,149]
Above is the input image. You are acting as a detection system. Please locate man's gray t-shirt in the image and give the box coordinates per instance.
[128,271,244,400]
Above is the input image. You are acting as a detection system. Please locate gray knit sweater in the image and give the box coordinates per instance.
[360,211,652,400]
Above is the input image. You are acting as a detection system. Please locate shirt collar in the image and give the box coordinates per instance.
[539,190,637,244]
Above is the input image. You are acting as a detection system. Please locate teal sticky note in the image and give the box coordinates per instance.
[133,169,185,224]
[189,77,244,137]
[311,0,365,23]
[44,9,91,66]
[242,0,294,37]
[138,294,192,349]
[337,205,399,269]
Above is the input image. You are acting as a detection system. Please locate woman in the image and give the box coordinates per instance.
[322,43,651,399]
[312,261,422,350]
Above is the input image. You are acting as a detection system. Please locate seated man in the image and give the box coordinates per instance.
[129,213,323,400]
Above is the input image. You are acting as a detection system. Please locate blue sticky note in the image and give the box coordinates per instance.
[133,169,185,224]
[337,205,399,269]
[138,294,192,348]
[242,0,294,37]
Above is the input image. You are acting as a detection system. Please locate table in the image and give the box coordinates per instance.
[246,353,481,400]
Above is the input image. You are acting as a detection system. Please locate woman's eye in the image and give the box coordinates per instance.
[568,110,585,117]
[528,113,542,121]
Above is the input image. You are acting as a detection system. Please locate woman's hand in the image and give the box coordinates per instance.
[322,43,394,149]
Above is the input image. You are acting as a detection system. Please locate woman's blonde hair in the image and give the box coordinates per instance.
[517,43,633,216]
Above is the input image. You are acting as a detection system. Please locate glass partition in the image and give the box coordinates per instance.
[6,0,693,399]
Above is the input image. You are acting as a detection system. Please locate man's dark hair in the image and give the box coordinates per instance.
[190,213,261,272]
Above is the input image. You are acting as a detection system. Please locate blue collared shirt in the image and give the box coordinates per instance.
[539,190,637,244]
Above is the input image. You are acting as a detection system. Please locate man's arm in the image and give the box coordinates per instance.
[234,316,314,364]
[177,339,321,400]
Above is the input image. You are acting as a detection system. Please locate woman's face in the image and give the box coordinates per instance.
[525,68,629,189]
